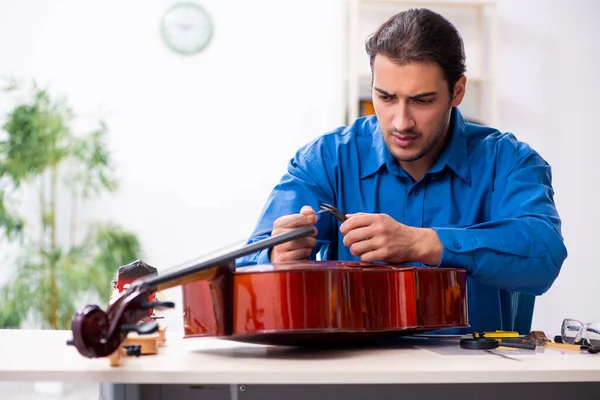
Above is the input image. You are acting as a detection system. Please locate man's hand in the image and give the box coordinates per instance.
[269,206,318,263]
[339,213,443,265]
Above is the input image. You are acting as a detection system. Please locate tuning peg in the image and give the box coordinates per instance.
[121,320,159,335]
[124,345,141,357]
[140,300,175,311]
[66,339,74,346]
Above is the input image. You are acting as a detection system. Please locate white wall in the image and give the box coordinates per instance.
[496,0,600,332]
[0,0,597,336]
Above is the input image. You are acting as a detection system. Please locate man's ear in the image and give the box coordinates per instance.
[451,75,467,107]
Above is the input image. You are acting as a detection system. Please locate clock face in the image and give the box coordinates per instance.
[161,2,213,55]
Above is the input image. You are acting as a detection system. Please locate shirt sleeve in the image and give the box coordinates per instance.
[235,139,336,267]
[431,149,568,296]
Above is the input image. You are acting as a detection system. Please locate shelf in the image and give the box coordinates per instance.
[359,0,497,7]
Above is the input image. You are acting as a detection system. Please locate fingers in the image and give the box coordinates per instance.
[345,235,390,263]
[270,206,319,263]
[270,237,317,263]
[340,213,386,262]
[357,249,384,263]
[277,236,317,252]
[273,205,318,231]
[348,236,380,257]
[342,225,371,248]
[272,248,313,263]
[339,213,372,235]
[300,205,315,215]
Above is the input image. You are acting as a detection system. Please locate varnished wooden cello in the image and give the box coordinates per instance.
[67,224,469,359]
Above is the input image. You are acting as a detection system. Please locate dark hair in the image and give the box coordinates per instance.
[365,8,466,97]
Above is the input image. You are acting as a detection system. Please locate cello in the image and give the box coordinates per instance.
[68,224,469,359]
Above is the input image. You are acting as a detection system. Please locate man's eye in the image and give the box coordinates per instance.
[377,95,393,102]
[414,99,433,105]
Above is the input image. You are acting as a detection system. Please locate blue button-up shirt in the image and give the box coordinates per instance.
[237,107,567,334]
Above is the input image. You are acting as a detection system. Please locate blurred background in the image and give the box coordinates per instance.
[0,0,598,397]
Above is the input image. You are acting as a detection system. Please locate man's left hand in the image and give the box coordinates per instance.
[339,213,443,265]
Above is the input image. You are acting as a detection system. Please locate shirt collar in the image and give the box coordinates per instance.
[361,107,471,185]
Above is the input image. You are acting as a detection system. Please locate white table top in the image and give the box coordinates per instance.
[0,329,599,385]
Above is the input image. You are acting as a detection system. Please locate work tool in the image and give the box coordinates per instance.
[318,201,348,222]
[527,331,588,352]
[461,337,536,351]
[473,330,520,339]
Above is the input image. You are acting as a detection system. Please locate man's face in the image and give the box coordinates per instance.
[371,55,464,166]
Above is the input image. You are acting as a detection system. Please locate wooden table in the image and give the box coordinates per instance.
[1,329,599,400]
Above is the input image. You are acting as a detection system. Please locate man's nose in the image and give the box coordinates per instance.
[392,105,415,132]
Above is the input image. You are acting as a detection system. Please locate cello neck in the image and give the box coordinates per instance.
[141,226,316,292]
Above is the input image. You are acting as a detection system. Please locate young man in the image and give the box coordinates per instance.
[237,8,567,334]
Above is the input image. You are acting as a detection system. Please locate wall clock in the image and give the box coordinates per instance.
[160,2,214,55]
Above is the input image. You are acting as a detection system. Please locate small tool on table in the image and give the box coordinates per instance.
[473,330,521,339]
[460,337,536,351]
[460,331,536,361]
[460,337,532,361]
[528,331,595,353]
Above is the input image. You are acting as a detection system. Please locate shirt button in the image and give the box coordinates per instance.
[453,240,462,249]
[412,189,420,196]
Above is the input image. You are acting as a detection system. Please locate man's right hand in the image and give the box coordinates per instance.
[269,205,319,263]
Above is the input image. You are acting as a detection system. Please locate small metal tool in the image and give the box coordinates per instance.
[318,201,348,223]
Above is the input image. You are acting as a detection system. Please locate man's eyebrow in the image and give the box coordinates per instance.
[410,91,438,99]
[373,87,438,99]
[374,87,394,96]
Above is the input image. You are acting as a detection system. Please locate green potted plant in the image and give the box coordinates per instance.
[0,78,142,331]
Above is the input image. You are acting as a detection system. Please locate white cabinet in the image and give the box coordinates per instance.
[343,0,499,127]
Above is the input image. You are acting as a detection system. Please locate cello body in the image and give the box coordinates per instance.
[181,261,468,346]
